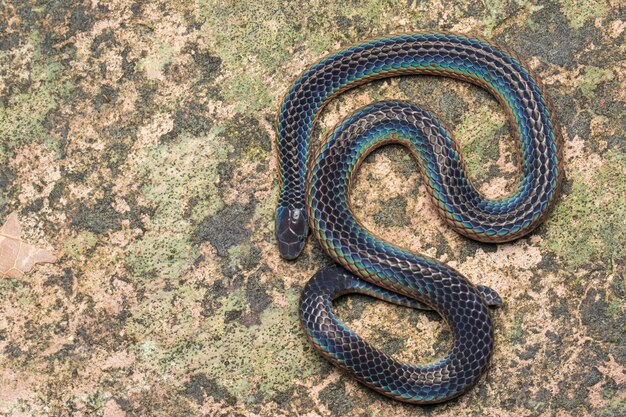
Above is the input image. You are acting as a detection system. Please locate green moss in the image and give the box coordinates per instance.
[0,31,71,165]
[543,152,626,268]
[480,0,510,36]
[506,315,524,343]
[125,281,207,352]
[63,231,98,258]
[215,66,268,115]
[159,338,205,373]
[605,300,623,319]
[253,184,279,235]
[83,389,107,414]
[0,279,34,306]
[194,289,318,399]
[601,397,626,417]
[558,0,609,29]
[127,288,318,400]
[251,297,318,396]
[227,244,252,271]
[126,132,227,280]
[456,106,506,181]
[138,41,174,79]
[579,66,614,99]
[198,0,405,72]
[219,114,271,163]
[197,0,410,112]
[127,231,195,280]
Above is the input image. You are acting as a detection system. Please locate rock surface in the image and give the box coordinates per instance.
[0,0,624,415]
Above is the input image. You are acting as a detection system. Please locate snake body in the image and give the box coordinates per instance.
[275,33,562,403]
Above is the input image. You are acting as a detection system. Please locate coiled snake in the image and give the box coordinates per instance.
[275,33,562,403]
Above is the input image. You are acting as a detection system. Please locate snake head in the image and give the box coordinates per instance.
[276,206,308,260]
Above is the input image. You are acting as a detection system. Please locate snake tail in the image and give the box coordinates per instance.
[300,264,502,403]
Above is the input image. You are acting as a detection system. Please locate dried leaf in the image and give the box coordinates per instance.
[0,212,57,278]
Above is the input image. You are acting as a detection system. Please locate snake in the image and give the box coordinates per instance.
[275,33,562,404]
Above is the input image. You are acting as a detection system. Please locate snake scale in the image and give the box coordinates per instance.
[274,33,562,404]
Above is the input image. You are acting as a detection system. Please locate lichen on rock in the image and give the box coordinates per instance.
[0,0,624,416]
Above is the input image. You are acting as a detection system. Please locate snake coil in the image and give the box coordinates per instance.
[275,33,562,403]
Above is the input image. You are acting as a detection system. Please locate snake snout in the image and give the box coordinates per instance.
[276,206,309,260]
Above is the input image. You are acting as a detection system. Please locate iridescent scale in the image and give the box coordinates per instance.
[275,33,562,403]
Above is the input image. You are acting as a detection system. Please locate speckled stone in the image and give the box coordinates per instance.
[0,1,624,416]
